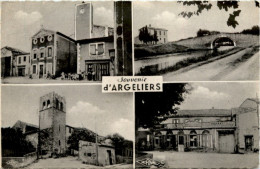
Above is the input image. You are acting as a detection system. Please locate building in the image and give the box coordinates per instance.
[137,98,259,154]
[136,24,168,44]
[79,140,116,166]
[30,28,77,79]
[39,92,66,155]
[75,3,115,81]
[1,46,30,77]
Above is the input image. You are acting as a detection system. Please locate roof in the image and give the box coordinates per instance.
[169,109,232,117]
[13,120,38,129]
[2,46,30,56]
[76,36,114,44]
[139,25,168,31]
[247,98,260,104]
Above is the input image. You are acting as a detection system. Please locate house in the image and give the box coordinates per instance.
[79,140,116,166]
[1,46,30,77]
[30,28,77,79]
[137,98,259,154]
[136,24,168,44]
[75,3,115,81]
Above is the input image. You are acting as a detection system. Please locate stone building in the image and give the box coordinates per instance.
[39,92,66,155]
[1,46,30,77]
[30,28,77,78]
[79,140,116,166]
[137,98,259,154]
[75,3,115,81]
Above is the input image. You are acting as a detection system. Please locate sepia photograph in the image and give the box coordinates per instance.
[136,83,259,168]
[134,1,259,81]
[1,1,132,84]
[1,85,134,168]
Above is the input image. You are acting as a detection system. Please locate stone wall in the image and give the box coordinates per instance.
[2,152,37,168]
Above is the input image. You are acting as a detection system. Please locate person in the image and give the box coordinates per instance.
[92,71,96,81]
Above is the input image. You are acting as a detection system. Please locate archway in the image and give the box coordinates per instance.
[211,36,236,49]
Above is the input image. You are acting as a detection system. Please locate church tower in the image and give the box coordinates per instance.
[39,92,66,155]
[75,2,93,40]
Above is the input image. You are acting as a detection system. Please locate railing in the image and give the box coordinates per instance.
[165,121,235,129]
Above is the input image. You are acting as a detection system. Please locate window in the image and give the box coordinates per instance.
[89,43,105,55]
[33,65,37,74]
[159,31,161,35]
[43,102,46,109]
[48,47,52,57]
[101,63,109,76]
[173,119,179,124]
[33,53,37,59]
[69,127,71,133]
[40,52,44,58]
[18,57,21,64]
[47,100,50,108]
[90,44,96,55]
[24,56,26,62]
[60,102,63,111]
[59,140,61,146]
[59,125,60,132]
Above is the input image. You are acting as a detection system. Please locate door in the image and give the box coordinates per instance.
[245,136,253,151]
[4,57,11,76]
[18,68,25,76]
[219,133,235,153]
[171,135,177,149]
[39,65,44,78]
[107,150,112,165]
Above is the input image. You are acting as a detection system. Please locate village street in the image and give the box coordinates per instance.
[28,156,132,168]
[142,151,259,168]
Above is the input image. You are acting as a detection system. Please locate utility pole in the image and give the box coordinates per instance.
[95,115,99,166]
[37,109,40,160]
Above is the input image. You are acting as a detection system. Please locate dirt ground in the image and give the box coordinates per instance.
[141,151,259,168]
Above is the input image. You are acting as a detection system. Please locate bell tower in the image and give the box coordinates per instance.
[39,92,66,155]
[75,2,93,40]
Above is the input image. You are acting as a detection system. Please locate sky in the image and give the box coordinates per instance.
[134,1,259,41]
[1,1,114,52]
[179,82,259,110]
[1,85,134,141]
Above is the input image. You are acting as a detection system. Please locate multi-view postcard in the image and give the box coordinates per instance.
[134,1,259,81]
[1,1,260,169]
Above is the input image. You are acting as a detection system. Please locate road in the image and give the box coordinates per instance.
[142,151,259,168]
[163,48,259,81]
[28,156,132,168]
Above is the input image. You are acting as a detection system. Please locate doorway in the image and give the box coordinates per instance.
[39,65,44,78]
[107,150,113,165]
[245,136,253,151]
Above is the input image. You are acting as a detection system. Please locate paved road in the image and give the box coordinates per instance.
[143,151,259,168]
[28,156,132,168]
[163,48,259,81]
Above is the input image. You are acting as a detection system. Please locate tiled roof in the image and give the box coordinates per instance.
[169,109,231,117]
[2,46,29,56]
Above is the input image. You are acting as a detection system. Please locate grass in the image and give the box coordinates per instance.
[231,45,259,66]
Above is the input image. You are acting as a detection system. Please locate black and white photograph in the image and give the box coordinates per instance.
[134,1,259,81]
[1,1,132,84]
[1,85,134,168]
[136,83,259,168]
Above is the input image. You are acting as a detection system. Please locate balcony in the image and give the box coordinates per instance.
[165,121,235,129]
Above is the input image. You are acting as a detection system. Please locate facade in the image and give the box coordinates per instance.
[137,98,259,154]
[39,92,66,155]
[79,140,116,166]
[75,3,115,81]
[1,46,30,77]
[137,24,168,44]
[31,28,77,78]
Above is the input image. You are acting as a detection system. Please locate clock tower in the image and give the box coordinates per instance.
[75,2,93,40]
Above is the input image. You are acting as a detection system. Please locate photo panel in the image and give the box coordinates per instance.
[135,82,259,168]
[1,85,134,168]
[133,1,259,81]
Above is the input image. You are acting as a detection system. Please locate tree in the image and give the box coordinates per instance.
[178,1,260,28]
[2,127,35,157]
[67,129,96,151]
[105,133,129,156]
[197,29,210,37]
[241,25,260,35]
[139,26,154,44]
[153,31,159,44]
[135,83,191,129]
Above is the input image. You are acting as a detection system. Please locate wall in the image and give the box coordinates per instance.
[237,110,259,150]
[56,35,77,76]
[16,54,30,76]
[53,109,66,154]
[26,133,38,149]
[98,146,116,166]
[79,141,97,165]
[2,152,37,169]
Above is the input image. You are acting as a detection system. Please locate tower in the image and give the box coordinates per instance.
[75,2,93,40]
[39,92,66,155]
[114,1,133,75]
